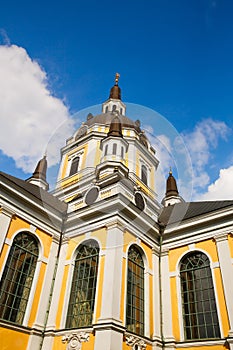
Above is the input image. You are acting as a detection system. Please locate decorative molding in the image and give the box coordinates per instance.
[212,261,220,269]
[30,224,37,232]
[152,246,160,256]
[214,232,229,243]
[62,332,90,350]
[4,237,12,246]
[0,205,16,218]
[161,246,169,256]
[125,335,147,349]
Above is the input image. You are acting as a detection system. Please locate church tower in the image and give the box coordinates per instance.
[43,74,162,350]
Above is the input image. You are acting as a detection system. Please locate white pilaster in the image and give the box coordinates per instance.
[152,247,161,341]
[32,239,59,330]
[97,221,124,324]
[0,206,14,254]
[26,333,43,350]
[160,247,175,344]
[45,237,69,330]
[94,221,124,350]
[214,232,233,337]
[94,328,123,350]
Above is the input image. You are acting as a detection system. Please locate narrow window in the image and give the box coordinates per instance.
[104,145,108,156]
[180,252,220,340]
[66,240,99,328]
[0,232,39,324]
[126,245,144,335]
[141,164,148,186]
[121,146,124,158]
[69,156,80,176]
[105,106,108,113]
[113,143,117,155]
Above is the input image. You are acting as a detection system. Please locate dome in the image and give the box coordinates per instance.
[84,112,142,133]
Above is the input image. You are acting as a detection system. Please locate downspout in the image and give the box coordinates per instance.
[39,213,66,350]
[158,221,165,350]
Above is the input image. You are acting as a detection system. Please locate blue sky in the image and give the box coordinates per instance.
[1,0,233,201]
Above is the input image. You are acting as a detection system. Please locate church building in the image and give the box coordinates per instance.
[1,75,233,350]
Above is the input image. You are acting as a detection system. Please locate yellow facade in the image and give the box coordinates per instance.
[1,84,233,350]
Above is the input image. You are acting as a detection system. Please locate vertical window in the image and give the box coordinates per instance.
[105,106,108,113]
[113,143,117,155]
[126,245,144,335]
[141,164,148,186]
[121,146,124,158]
[0,232,39,324]
[66,240,99,328]
[69,156,80,176]
[180,252,220,340]
[104,145,108,156]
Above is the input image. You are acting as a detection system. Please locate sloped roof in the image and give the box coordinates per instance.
[0,171,67,213]
[159,200,233,226]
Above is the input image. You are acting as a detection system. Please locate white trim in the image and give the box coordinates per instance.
[214,233,233,334]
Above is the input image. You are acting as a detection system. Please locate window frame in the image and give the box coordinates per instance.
[0,232,39,325]
[126,244,145,336]
[65,240,100,329]
[179,251,221,340]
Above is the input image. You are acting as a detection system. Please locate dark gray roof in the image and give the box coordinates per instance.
[84,112,141,133]
[0,171,67,214]
[159,200,233,226]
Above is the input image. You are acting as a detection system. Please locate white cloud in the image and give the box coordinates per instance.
[0,44,74,173]
[181,118,230,191]
[198,166,233,200]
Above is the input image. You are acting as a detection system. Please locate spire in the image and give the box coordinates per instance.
[166,168,179,197]
[162,168,184,207]
[109,73,121,100]
[33,155,48,182]
[26,155,49,190]
[107,114,123,138]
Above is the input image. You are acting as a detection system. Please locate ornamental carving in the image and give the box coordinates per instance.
[62,332,90,350]
[126,335,147,350]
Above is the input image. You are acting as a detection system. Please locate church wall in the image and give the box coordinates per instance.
[0,327,29,349]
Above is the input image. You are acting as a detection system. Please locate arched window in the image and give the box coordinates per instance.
[141,164,148,186]
[126,245,144,335]
[113,143,117,155]
[0,232,39,324]
[69,156,80,176]
[180,252,220,340]
[66,240,99,328]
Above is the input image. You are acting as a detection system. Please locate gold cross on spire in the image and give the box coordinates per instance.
[115,72,120,85]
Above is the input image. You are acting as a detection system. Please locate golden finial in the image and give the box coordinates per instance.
[115,72,120,85]
[169,167,172,175]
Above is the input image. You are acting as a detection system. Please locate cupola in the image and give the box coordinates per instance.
[102,73,126,115]
[26,155,49,191]
[162,169,184,207]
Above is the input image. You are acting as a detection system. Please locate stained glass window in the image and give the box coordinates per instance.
[180,252,220,339]
[66,240,99,328]
[126,245,144,335]
[0,232,39,324]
